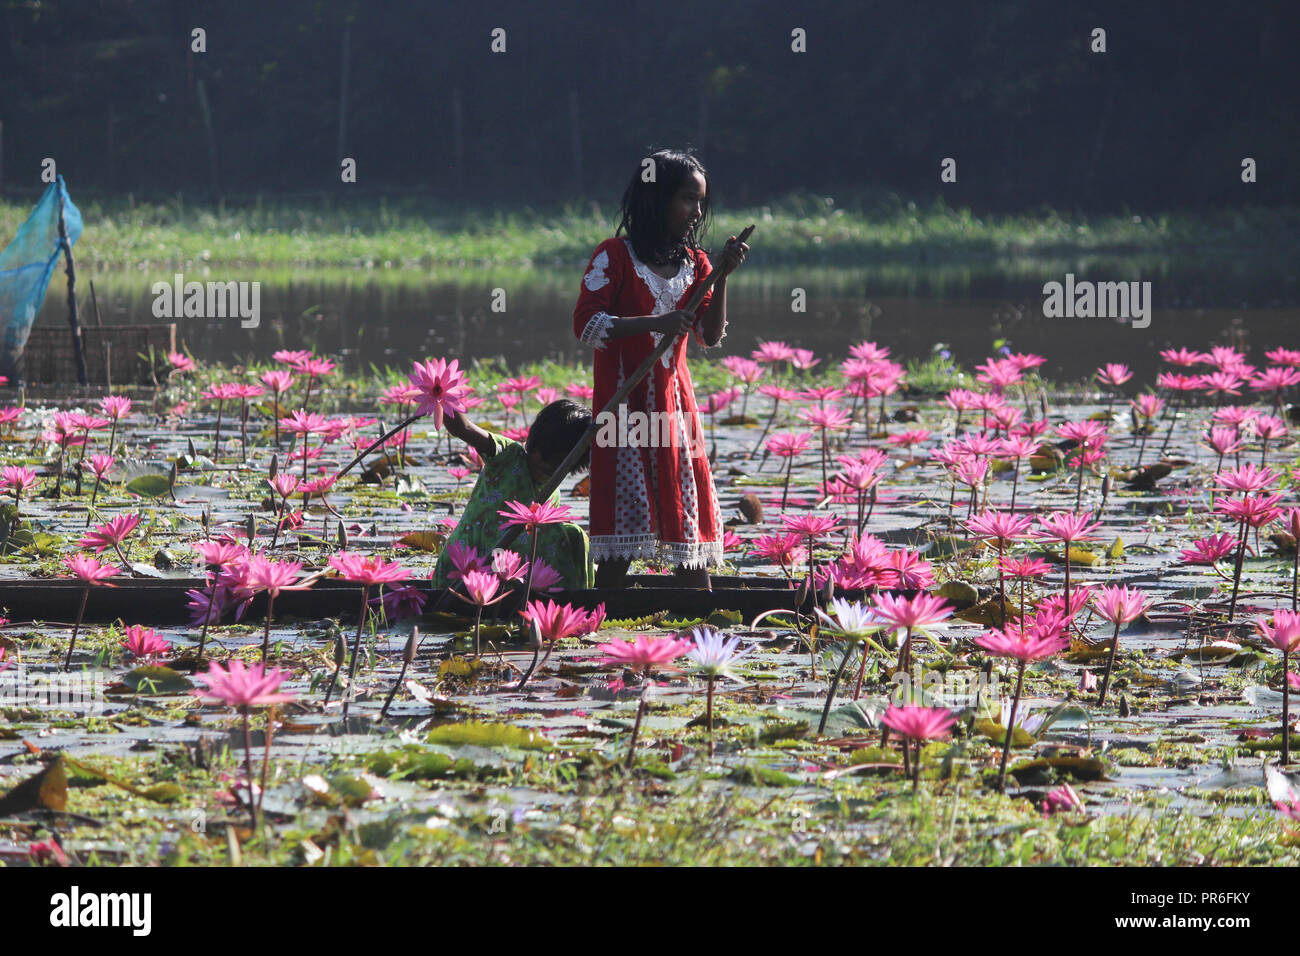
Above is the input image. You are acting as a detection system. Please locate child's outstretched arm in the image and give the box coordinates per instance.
[697,235,748,347]
[444,409,497,460]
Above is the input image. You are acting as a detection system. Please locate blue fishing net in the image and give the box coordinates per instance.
[0,176,82,384]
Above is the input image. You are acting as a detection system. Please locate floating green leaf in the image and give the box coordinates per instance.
[426,720,552,750]
[126,474,173,498]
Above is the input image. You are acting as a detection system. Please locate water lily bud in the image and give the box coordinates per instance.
[269,453,278,481]
[337,523,348,549]
[403,628,418,664]
[246,513,256,545]
[187,437,197,459]
[333,632,346,667]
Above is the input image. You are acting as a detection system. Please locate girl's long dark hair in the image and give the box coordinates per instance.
[615,148,711,266]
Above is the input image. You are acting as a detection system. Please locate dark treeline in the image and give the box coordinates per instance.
[0,0,1294,211]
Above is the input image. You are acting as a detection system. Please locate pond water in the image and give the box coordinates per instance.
[37,254,1299,384]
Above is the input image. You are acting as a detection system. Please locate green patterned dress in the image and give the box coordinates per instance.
[431,433,593,589]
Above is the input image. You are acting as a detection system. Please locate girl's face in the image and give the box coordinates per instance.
[666,170,706,242]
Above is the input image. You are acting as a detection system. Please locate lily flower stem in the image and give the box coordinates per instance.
[196,572,218,660]
[1290,548,1297,612]
[260,593,277,664]
[706,676,716,758]
[213,401,224,462]
[65,583,90,672]
[626,682,649,769]
[1098,619,1121,707]
[818,641,857,735]
[819,432,828,492]
[1158,396,1180,456]
[1284,649,1292,767]
[241,708,258,831]
[1227,515,1249,622]
[519,533,541,625]
[381,655,410,720]
[997,542,1007,623]
[86,476,103,526]
[997,659,1027,792]
[323,657,342,705]
[751,402,779,461]
[341,584,371,721]
[258,707,275,817]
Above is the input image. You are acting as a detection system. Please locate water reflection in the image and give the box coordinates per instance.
[40,257,1297,384]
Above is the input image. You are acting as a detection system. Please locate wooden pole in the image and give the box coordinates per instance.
[57,184,88,386]
[89,279,104,326]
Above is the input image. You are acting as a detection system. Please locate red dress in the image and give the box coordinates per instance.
[573,237,725,569]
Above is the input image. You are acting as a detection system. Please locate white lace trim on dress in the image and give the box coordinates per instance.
[591,535,724,569]
[624,239,695,369]
[591,533,659,562]
[580,311,615,349]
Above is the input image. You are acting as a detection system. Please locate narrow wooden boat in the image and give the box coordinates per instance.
[0,574,960,627]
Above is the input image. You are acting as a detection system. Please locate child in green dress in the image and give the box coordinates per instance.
[431,399,594,589]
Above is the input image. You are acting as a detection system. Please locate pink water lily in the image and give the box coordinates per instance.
[881,704,956,791]
[516,599,593,690]
[1090,585,1152,708]
[1,465,37,505]
[328,552,409,587]
[120,625,172,661]
[497,499,576,531]
[167,351,195,373]
[1036,511,1101,611]
[1180,533,1237,566]
[80,512,142,564]
[598,634,691,768]
[193,659,297,829]
[598,634,690,675]
[408,357,471,429]
[1258,610,1300,766]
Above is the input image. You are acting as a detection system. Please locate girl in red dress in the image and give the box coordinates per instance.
[573,148,748,588]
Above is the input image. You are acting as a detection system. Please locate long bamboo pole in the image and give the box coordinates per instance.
[57,181,88,386]
[421,225,753,620]
[490,224,754,555]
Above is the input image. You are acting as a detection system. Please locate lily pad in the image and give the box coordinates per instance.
[120,666,194,694]
[126,474,173,498]
[426,720,552,750]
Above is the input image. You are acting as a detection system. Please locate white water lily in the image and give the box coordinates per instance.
[1000,697,1048,736]
[1265,761,1300,805]
[816,597,886,641]
[684,627,752,683]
